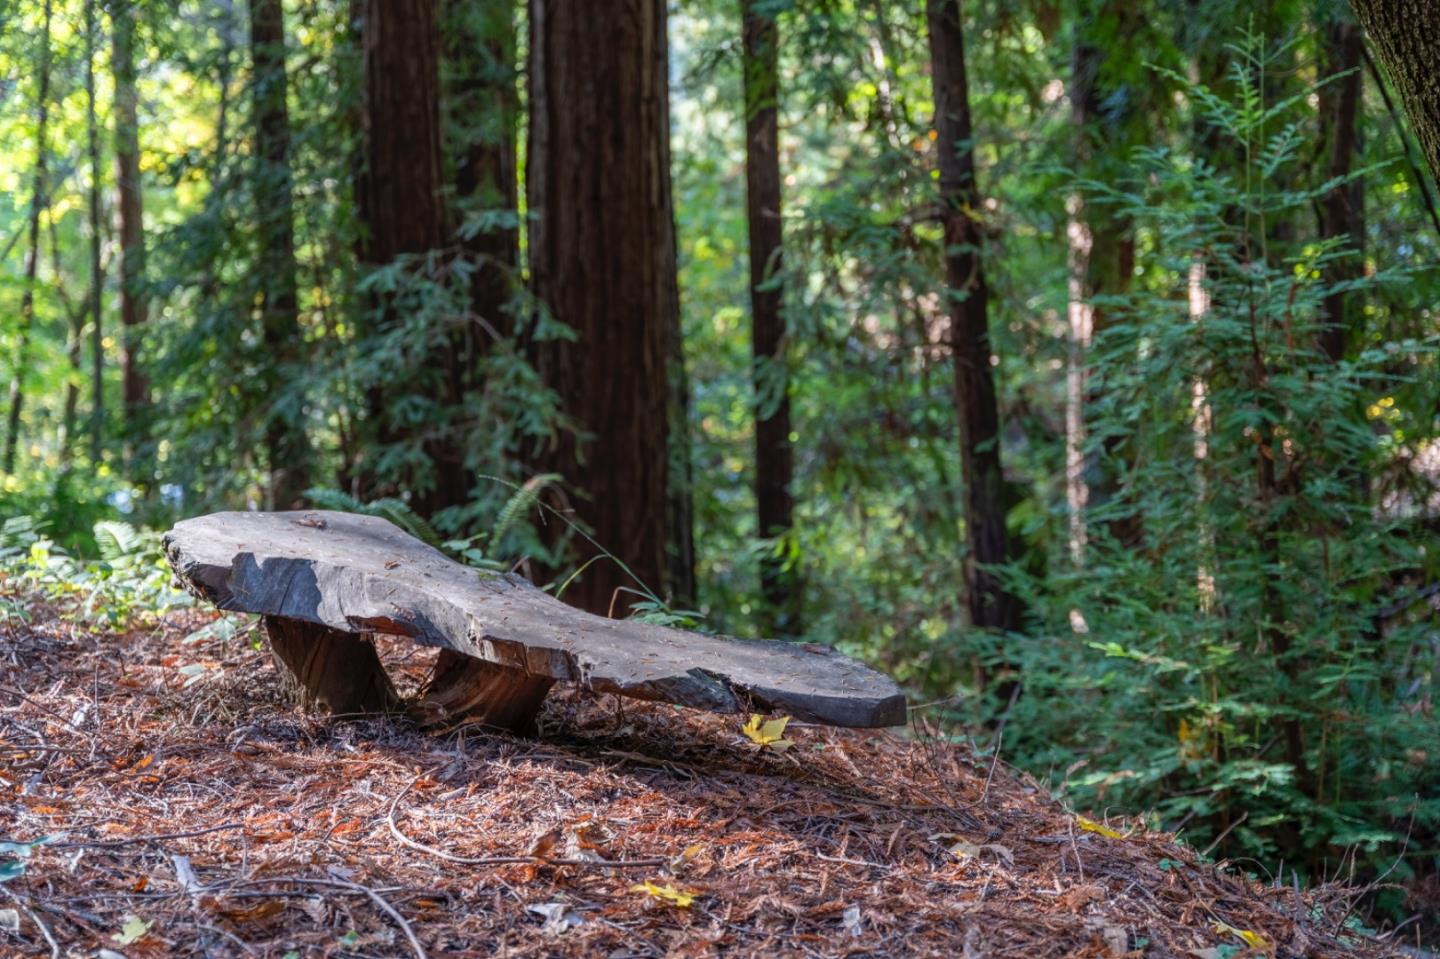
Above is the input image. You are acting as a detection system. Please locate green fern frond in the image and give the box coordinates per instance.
[491,472,561,547]
[93,521,141,561]
[302,487,368,513]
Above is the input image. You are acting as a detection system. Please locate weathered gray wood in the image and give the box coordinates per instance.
[163,510,907,728]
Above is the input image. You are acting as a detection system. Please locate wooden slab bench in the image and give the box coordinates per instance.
[162,511,907,733]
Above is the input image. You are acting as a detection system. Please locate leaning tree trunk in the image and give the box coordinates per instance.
[741,0,799,636]
[3,0,52,476]
[85,0,104,463]
[1350,0,1440,184]
[250,0,312,508]
[925,0,1020,642]
[112,0,149,462]
[527,0,679,616]
[355,0,463,516]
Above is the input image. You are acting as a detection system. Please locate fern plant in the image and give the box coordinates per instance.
[995,28,1440,891]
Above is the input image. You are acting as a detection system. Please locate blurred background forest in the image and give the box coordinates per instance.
[2,0,1438,935]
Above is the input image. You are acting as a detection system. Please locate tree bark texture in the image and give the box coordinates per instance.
[1319,12,1365,364]
[3,0,52,476]
[446,0,518,341]
[262,615,402,715]
[1350,0,1440,185]
[250,0,313,508]
[527,0,679,616]
[925,0,1019,637]
[742,0,799,635]
[356,0,467,517]
[112,0,149,445]
[86,0,104,463]
[660,0,696,610]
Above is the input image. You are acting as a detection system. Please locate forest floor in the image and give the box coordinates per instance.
[0,582,1400,958]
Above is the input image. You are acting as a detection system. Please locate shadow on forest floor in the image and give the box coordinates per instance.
[0,586,1393,958]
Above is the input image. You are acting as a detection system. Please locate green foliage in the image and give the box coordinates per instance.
[0,515,188,625]
[302,487,443,549]
[3,0,1440,929]
[994,30,1440,880]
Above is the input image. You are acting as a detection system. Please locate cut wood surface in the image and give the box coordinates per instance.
[162,510,907,727]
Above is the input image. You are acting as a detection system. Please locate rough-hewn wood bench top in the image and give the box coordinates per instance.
[163,510,906,731]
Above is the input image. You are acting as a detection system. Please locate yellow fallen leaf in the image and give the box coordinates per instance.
[1076,816,1128,840]
[1213,920,1268,951]
[741,714,794,751]
[630,881,695,908]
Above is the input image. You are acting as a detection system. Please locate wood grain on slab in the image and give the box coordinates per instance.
[163,511,907,727]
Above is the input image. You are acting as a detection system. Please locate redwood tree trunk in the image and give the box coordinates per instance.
[355,0,462,516]
[2,0,52,476]
[1350,0,1440,184]
[658,1,696,608]
[925,0,1019,638]
[1319,12,1365,364]
[250,0,312,508]
[741,0,798,635]
[446,0,518,339]
[528,0,677,616]
[112,0,149,453]
[86,0,104,462]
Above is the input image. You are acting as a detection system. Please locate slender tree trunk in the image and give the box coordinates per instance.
[741,0,798,635]
[926,0,1020,640]
[86,0,104,463]
[55,223,84,463]
[355,0,459,515]
[658,0,696,609]
[1066,16,1139,562]
[447,0,518,339]
[1319,12,1365,364]
[112,0,149,463]
[441,0,519,529]
[250,0,312,508]
[1350,0,1440,184]
[2,0,52,476]
[528,0,678,615]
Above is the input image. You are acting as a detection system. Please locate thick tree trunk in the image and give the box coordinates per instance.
[112,0,149,456]
[1319,13,1365,364]
[86,0,104,463]
[741,0,799,635]
[1350,0,1440,184]
[2,0,52,476]
[925,0,1020,640]
[250,0,312,508]
[527,0,678,616]
[262,616,401,715]
[355,0,463,516]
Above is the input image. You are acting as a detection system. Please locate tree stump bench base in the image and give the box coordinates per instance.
[163,511,906,734]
